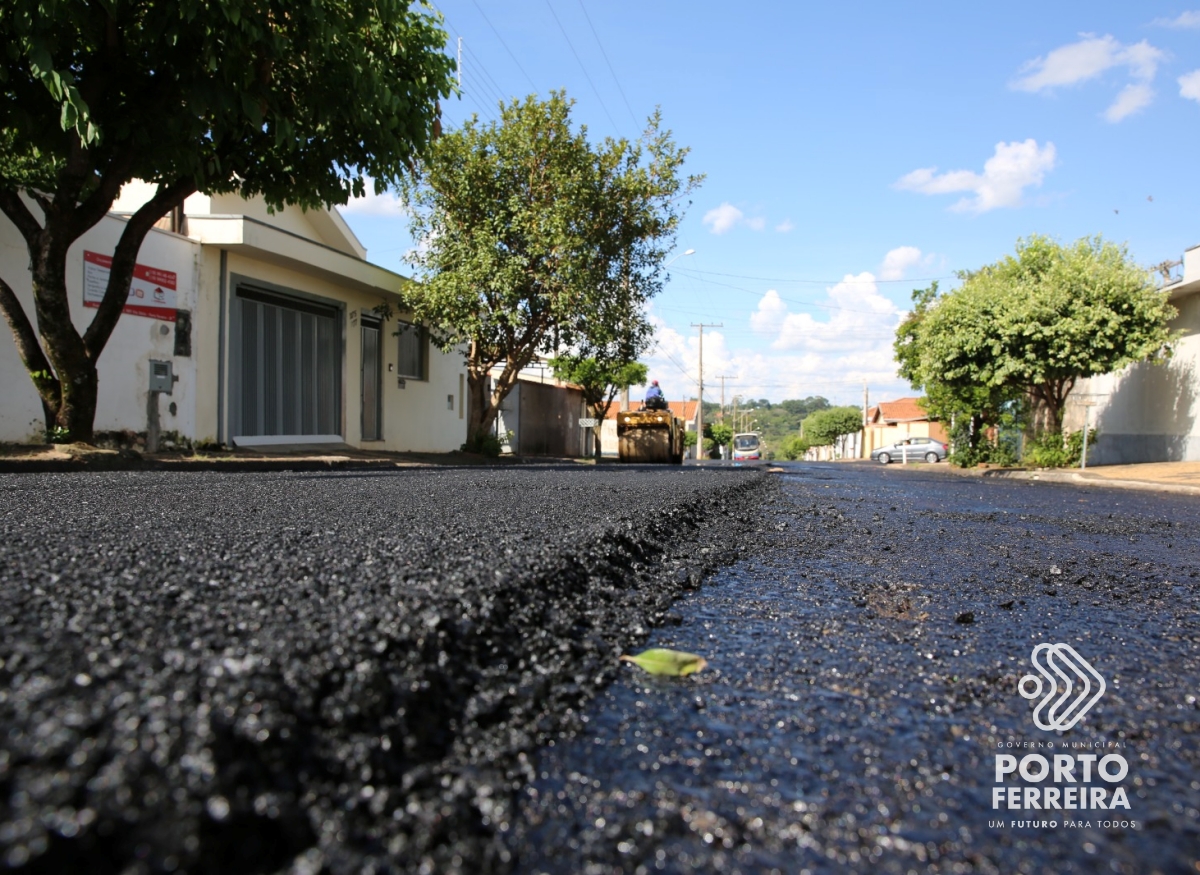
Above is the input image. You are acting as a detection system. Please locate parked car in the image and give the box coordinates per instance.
[871,436,947,464]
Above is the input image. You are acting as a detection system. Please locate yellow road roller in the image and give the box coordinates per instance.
[617,409,685,464]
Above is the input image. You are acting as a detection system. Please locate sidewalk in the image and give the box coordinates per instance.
[0,442,531,474]
[980,460,1200,496]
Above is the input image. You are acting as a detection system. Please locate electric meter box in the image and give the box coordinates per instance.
[149,360,174,394]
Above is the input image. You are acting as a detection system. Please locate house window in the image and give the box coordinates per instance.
[396,321,427,380]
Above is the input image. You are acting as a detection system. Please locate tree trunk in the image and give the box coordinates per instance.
[1,180,194,444]
[30,239,100,442]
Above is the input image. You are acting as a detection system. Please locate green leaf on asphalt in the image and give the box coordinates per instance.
[619,648,708,677]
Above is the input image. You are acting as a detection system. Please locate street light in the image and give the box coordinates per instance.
[663,248,695,270]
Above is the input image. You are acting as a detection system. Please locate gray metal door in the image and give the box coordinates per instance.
[361,320,382,440]
[235,288,340,437]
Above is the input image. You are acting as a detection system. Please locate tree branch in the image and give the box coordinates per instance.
[83,177,196,357]
[0,274,60,413]
[0,189,45,249]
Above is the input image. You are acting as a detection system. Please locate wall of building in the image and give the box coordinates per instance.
[1064,289,1200,464]
[862,420,948,457]
[0,209,200,443]
[214,251,466,452]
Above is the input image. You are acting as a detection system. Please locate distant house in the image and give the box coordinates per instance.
[861,397,948,458]
[1063,243,1200,464]
[599,399,700,457]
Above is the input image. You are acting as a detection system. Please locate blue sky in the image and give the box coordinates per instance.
[340,2,1200,408]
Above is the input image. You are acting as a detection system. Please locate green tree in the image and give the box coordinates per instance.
[907,236,1176,435]
[0,0,454,442]
[400,92,700,443]
[802,406,863,455]
[549,356,647,459]
[709,422,733,452]
[779,434,810,460]
[895,281,1019,464]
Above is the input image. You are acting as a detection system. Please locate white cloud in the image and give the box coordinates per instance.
[879,246,928,281]
[340,179,409,218]
[775,219,795,233]
[894,140,1057,213]
[702,202,744,234]
[1180,69,1200,103]
[701,201,767,234]
[750,289,788,334]
[1153,10,1200,28]
[1011,35,1167,121]
[1012,35,1165,91]
[1104,83,1155,121]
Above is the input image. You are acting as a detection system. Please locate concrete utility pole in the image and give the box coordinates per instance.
[717,375,732,421]
[457,37,462,87]
[691,323,722,459]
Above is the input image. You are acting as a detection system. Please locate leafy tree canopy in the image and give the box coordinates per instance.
[400,91,700,440]
[901,236,1176,432]
[802,406,863,447]
[0,0,455,441]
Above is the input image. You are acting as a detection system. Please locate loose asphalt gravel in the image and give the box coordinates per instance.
[511,462,1200,875]
[0,465,768,874]
[2,462,1199,875]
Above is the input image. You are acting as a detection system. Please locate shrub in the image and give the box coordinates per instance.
[462,430,505,457]
[778,435,811,460]
[1023,429,1095,468]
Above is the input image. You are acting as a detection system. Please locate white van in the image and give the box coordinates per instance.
[731,433,762,461]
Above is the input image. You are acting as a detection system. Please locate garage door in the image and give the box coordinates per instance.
[232,287,341,439]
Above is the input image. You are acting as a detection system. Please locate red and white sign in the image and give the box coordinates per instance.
[83,250,178,321]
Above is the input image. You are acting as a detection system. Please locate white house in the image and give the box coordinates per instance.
[1063,244,1200,464]
[0,186,467,452]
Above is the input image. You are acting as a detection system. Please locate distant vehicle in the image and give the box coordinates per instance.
[731,432,762,461]
[871,436,947,464]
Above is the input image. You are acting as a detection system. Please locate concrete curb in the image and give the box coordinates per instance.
[0,456,429,474]
[980,467,1200,497]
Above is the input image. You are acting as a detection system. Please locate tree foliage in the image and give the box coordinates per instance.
[708,422,733,449]
[0,0,455,441]
[802,406,863,448]
[400,92,700,441]
[898,236,1176,436]
[549,355,646,458]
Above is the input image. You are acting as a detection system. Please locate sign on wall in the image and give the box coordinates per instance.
[83,250,178,321]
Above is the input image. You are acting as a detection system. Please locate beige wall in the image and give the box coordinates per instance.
[211,251,466,452]
[0,206,200,443]
[861,420,948,457]
[2,197,465,453]
[1065,284,1200,464]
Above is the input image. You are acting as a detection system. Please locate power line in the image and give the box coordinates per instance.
[471,0,539,93]
[576,0,640,130]
[677,266,953,285]
[544,0,621,134]
[672,267,908,316]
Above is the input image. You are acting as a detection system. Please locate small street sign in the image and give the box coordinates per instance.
[578,417,599,428]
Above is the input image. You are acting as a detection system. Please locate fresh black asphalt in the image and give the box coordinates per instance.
[513,462,1200,875]
[0,466,767,874]
[2,463,1198,874]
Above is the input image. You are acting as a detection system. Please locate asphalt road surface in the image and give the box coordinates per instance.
[2,463,1198,874]
[512,462,1200,875]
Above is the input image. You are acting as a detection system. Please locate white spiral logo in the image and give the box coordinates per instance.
[1018,643,1106,731]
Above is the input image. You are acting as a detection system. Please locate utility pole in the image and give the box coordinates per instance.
[457,37,462,87]
[691,323,722,459]
[717,375,732,421]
